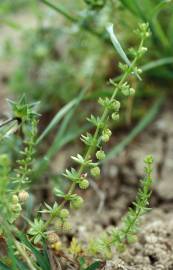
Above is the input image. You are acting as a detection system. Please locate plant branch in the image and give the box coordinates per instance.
[43,37,145,232]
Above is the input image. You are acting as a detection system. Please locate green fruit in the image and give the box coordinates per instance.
[112,100,121,111]
[55,220,63,232]
[96,150,105,160]
[63,222,72,233]
[105,128,112,137]
[70,196,84,209]
[112,113,119,121]
[101,134,110,142]
[90,166,100,177]
[60,209,69,219]
[79,179,89,189]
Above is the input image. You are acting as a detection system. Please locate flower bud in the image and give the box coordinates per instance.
[79,179,89,189]
[90,166,100,177]
[96,150,105,160]
[144,155,153,164]
[18,191,29,202]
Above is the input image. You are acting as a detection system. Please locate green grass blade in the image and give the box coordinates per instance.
[17,232,51,270]
[120,0,169,48]
[40,0,77,23]
[37,99,77,144]
[119,0,140,16]
[35,87,90,176]
[151,0,172,17]
[106,24,141,80]
[6,236,18,270]
[141,57,173,72]
[37,85,89,144]
[85,261,101,270]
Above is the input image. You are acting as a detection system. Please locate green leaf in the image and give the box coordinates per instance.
[79,256,86,268]
[63,168,79,182]
[84,261,101,270]
[54,188,65,198]
[107,24,131,66]
[106,24,141,80]
[17,232,51,270]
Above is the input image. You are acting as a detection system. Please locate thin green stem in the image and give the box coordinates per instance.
[43,38,145,232]
[40,0,77,23]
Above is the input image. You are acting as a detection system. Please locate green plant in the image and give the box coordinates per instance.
[88,155,153,257]
[0,22,153,269]
[0,96,38,231]
[28,21,149,243]
[119,0,173,80]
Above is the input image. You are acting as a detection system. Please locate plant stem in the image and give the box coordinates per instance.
[43,38,144,231]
